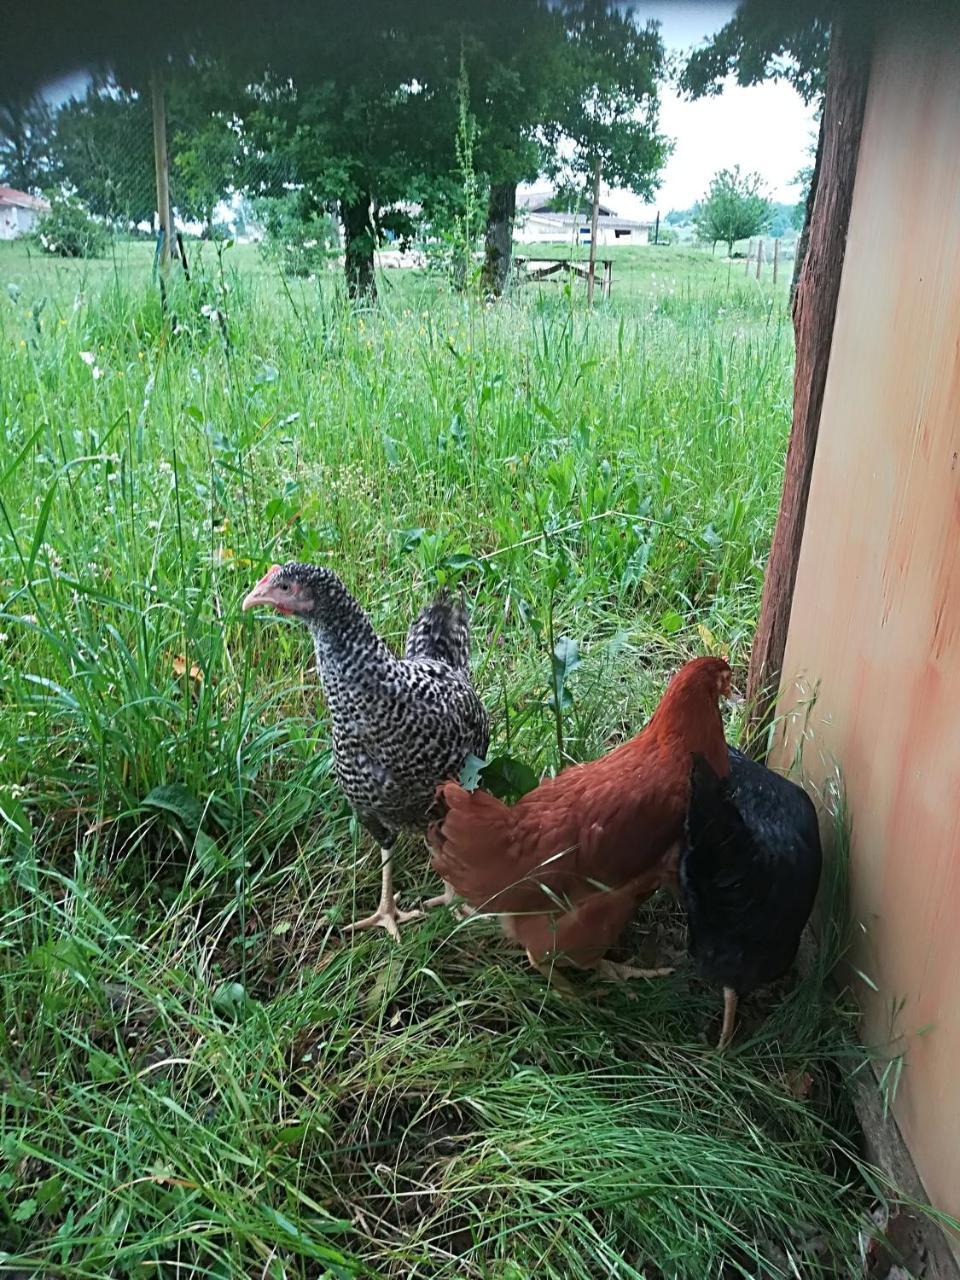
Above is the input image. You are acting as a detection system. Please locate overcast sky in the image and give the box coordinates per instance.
[606,1,819,215]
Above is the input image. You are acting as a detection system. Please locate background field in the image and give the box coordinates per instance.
[0,241,891,1278]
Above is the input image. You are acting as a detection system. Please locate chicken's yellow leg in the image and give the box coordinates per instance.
[343,847,423,942]
[717,986,738,1051]
[596,959,675,982]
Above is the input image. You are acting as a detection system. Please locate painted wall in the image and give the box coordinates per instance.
[772,15,960,1245]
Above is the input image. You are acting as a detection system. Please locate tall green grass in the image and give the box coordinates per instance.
[0,245,896,1277]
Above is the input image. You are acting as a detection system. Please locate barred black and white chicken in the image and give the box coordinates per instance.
[243,562,489,938]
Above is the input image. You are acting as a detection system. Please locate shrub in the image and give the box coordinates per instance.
[34,193,110,258]
[255,193,337,276]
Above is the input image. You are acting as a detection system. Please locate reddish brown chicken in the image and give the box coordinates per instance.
[428,656,732,984]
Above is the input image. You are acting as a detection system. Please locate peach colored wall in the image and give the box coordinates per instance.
[771,17,960,1237]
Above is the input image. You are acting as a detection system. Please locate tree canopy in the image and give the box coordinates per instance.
[1,0,672,300]
[694,166,771,256]
[0,96,60,193]
[548,1,668,202]
[679,0,835,105]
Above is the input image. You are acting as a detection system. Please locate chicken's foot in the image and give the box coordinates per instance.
[343,847,423,942]
[717,986,738,1052]
[422,880,475,919]
[596,959,675,982]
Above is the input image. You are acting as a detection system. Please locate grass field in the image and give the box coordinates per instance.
[0,237,906,1277]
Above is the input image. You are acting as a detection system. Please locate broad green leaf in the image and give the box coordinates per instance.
[12,1198,37,1224]
[551,635,581,686]
[660,609,684,635]
[481,753,539,802]
[142,783,203,832]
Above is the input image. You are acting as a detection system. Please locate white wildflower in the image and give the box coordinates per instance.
[79,351,96,366]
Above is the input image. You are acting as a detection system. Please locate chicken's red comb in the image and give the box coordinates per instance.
[254,564,282,586]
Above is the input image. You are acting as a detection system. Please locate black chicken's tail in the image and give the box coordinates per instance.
[404,588,472,671]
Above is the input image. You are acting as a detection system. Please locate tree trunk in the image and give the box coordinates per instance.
[481,180,516,298]
[744,17,872,748]
[586,155,602,306]
[341,193,377,302]
[791,107,826,300]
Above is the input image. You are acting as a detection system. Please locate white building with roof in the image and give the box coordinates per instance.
[0,187,50,240]
[515,186,653,246]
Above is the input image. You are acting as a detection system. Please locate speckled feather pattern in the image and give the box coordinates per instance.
[275,564,489,844]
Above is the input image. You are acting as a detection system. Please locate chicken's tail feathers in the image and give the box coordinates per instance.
[428,781,526,910]
[404,587,471,670]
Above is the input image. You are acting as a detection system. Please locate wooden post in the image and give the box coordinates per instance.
[586,155,602,306]
[150,69,175,274]
[745,239,753,274]
[772,237,781,284]
[653,210,660,245]
[744,18,873,744]
[756,238,764,279]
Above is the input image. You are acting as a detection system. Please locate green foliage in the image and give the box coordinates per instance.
[172,114,238,231]
[767,201,799,238]
[422,57,485,292]
[256,191,338,276]
[0,94,60,192]
[664,206,696,226]
[694,166,772,255]
[548,1,670,202]
[460,0,570,191]
[52,83,156,227]
[680,0,833,105]
[33,191,110,257]
[649,224,676,245]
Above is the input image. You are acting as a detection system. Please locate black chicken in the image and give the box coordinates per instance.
[679,747,823,1050]
[242,562,489,939]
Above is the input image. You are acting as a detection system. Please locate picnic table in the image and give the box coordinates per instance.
[513,255,614,298]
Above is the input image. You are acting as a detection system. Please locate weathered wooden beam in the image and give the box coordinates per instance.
[150,68,174,275]
[745,17,873,746]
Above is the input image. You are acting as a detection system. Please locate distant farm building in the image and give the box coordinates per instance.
[0,187,50,240]
[516,187,651,245]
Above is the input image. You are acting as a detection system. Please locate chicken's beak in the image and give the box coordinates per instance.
[242,565,283,612]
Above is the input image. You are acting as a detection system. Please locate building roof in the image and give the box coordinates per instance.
[517,186,651,230]
[0,186,50,212]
